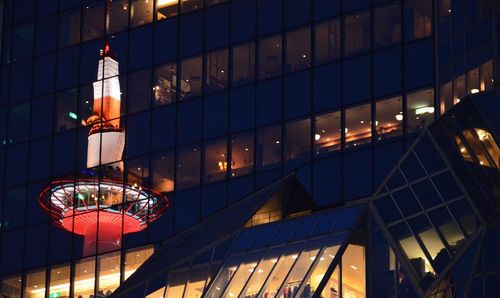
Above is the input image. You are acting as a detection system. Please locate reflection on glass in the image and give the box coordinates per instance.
[0,275,21,298]
[180,56,203,100]
[98,251,121,295]
[428,208,466,253]
[345,104,371,148]
[127,68,152,113]
[440,81,452,114]
[56,88,78,132]
[315,111,341,156]
[344,11,371,55]
[49,264,70,298]
[131,0,154,27]
[240,249,283,297]
[222,255,263,298]
[124,246,154,281]
[74,257,96,298]
[376,97,402,141]
[23,269,45,298]
[302,243,340,297]
[259,35,282,79]
[165,271,189,297]
[59,8,81,47]
[153,62,177,106]
[176,144,201,189]
[405,0,432,40]
[407,88,434,133]
[232,42,255,86]
[374,3,401,48]
[260,246,302,297]
[395,224,435,278]
[204,137,227,183]
[474,128,500,167]
[230,132,254,178]
[82,2,105,42]
[284,119,311,162]
[279,245,320,297]
[152,150,175,192]
[286,27,311,73]
[256,125,282,171]
[156,0,178,20]
[342,244,366,298]
[107,0,129,34]
[206,49,229,93]
[467,67,480,95]
[453,75,465,105]
[480,60,493,91]
[184,266,210,298]
[461,129,497,167]
[454,134,473,163]
[315,18,341,65]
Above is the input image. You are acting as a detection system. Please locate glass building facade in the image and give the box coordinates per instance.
[0,0,500,297]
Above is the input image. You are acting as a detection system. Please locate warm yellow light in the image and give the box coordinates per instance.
[157,0,178,7]
[471,88,480,94]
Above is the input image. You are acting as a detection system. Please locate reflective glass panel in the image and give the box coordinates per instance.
[344,10,370,55]
[180,56,202,100]
[256,125,282,171]
[98,251,121,294]
[23,269,45,298]
[151,150,175,192]
[204,137,227,183]
[74,257,96,298]
[286,26,311,73]
[232,42,255,86]
[315,18,340,65]
[176,144,201,189]
[284,118,311,162]
[156,0,179,20]
[205,49,229,93]
[230,132,254,178]
[259,35,282,79]
[0,275,21,298]
[315,111,341,156]
[124,246,154,281]
[107,0,129,34]
[407,88,434,133]
[222,253,264,298]
[240,248,283,297]
[49,264,70,298]
[342,244,366,298]
[153,62,177,107]
[374,2,401,49]
[184,266,210,298]
[165,270,189,297]
[345,103,371,148]
[131,0,154,27]
[376,96,403,141]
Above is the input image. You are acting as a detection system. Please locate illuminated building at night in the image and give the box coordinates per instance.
[1,0,500,297]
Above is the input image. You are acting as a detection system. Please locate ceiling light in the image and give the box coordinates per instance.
[395,114,403,121]
[471,88,480,94]
[350,265,358,270]
[415,106,435,115]
[315,134,321,141]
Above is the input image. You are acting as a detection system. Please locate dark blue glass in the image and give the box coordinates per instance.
[284,70,311,119]
[392,187,422,217]
[373,47,402,98]
[50,224,72,263]
[108,32,129,74]
[51,131,77,177]
[343,149,372,199]
[126,112,151,158]
[400,152,426,181]
[154,18,178,64]
[251,223,279,249]
[230,86,255,133]
[79,39,103,84]
[179,11,203,57]
[8,102,29,144]
[24,224,49,268]
[33,53,56,96]
[10,60,32,102]
[231,0,256,42]
[0,229,23,274]
[37,0,58,16]
[30,95,54,138]
[27,181,50,224]
[5,143,28,187]
[205,4,229,50]
[29,137,52,181]
[3,187,25,229]
[129,25,153,71]
[374,142,404,188]
[201,182,227,218]
[203,92,228,138]
[313,156,342,206]
[177,99,202,145]
[257,0,282,35]
[232,228,259,253]
[257,78,282,125]
[13,0,35,24]
[12,22,34,61]
[404,39,434,90]
[343,0,369,12]
[334,207,362,230]
[285,0,311,28]
[270,218,300,245]
[411,179,442,208]
[313,0,340,20]
[313,62,341,112]
[311,211,339,237]
[56,46,80,90]
[374,195,402,223]
[151,105,176,151]
[343,55,371,105]
[291,215,320,241]
[175,188,201,232]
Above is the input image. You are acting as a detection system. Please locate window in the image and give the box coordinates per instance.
[49,264,70,298]
[257,125,282,171]
[98,251,121,294]
[59,8,81,47]
[453,75,465,105]
[153,62,177,106]
[315,111,341,156]
[107,0,129,34]
[404,0,432,41]
[408,216,448,273]
[259,35,282,79]
[156,0,179,20]
[345,103,372,148]
[231,132,254,177]
[315,18,341,65]
[232,42,255,86]
[55,88,78,132]
[376,96,403,141]
[124,246,154,281]
[180,56,202,100]
[480,61,493,91]
[82,1,105,42]
[74,257,95,298]
[127,69,152,113]
[23,269,45,298]
[131,0,154,27]
[286,27,311,73]
[344,11,370,56]
[204,137,227,183]
[342,245,366,298]
[176,144,201,189]
[284,118,311,163]
[440,81,452,114]
[181,0,204,12]
[467,67,480,94]
[205,49,229,93]
[407,88,434,133]
[0,275,21,298]
[152,150,175,192]
[374,3,401,49]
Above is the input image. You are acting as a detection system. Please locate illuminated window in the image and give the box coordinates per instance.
[260,246,303,296]
[429,208,465,253]
[460,128,500,168]
[184,266,210,298]
[146,287,166,298]
[176,144,201,189]
[23,269,45,298]
[259,35,282,79]
[49,264,70,298]
[467,67,480,95]
[181,0,204,12]
[375,96,402,141]
[480,60,494,91]
[281,245,321,295]
[454,134,474,163]
[131,0,154,27]
[98,251,121,295]
[407,88,434,133]
[232,42,255,86]
[73,257,96,298]
[453,75,465,105]
[345,103,372,148]
[107,0,129,34]
[240,249,282,297]
[374,3,401,49]
[0,275,21,298]
[205,49,229,93]
[286,27,311,73]
[321,266,340,298]
[156,0,178,20]
[344,11,371,56]
[303,243,340,297]
[124,246,154,281]
[222,255,262,297]
[408,216,448,273]
[404,0,432,41]
[204,137,227,183]
[342,244,366,298]
[180,56,203,100]
[152,150,175,192]
[284,119,311,163]
[440,81,452,114]
[315,111,341,156]
[153,62,177,106]
[315,18,340,65]
[230,132,254,178]
[257,125,282,171]
[165,271,189,297]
